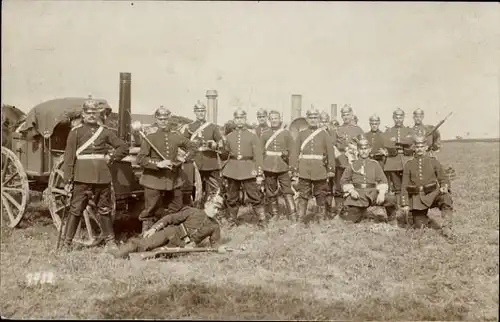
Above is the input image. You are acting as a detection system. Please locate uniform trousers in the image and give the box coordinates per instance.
[225,178,264,208]
[264,171,294,198]
[70,182,112,217]
[127,226,183,252]
[410,193,453,229]
[138,187,183,223]
[295,178,329,206]
[342,194,397,223]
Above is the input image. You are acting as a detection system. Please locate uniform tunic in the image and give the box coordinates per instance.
[401,155,451,210]
[340,158,390,208]
[335,123,364,168]
[137,128,197,191]
[255,124,269,138]
[182,120,223,171]
[221,128,264,180]
[383,126,415,172]
[63,123,128,184]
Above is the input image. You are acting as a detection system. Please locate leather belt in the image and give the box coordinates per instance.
[299,154,323,160]
[407,182,438,194]
[76,154,106,160]
[265,151,282,156]
[230,155,253,160]
[353,183,376,189]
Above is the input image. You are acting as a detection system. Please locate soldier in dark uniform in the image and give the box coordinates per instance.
[412,108,441,156]
[222,108,266,228]
[260,110,296,220]
[333,105,364,214]
[181,101,224,207]
[401,135,454,238]
[62,96,128,251]
[339,138,397,223]
[290,107,336,222]
[108,194,224,259]
[255,108,269,137]
[383,108,415,216]
[364,114,387,168]
[136,106,198,233]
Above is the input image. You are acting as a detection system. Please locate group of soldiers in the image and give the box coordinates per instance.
[59,96,455,259]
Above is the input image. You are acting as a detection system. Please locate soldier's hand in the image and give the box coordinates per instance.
[376,193,385,205]
[401,206,410,215]
[105,154,112,164]
[157,160,173,168]
[217,246,227,254]
[327,171,335,178]
[439,185,448,194]
[207,140,218,150]
[349,189,360,199]
[184,242,195,249]
[256,176,264,185]
[142,227,157,238]
[64,183,73,195]
[379,148,388,156]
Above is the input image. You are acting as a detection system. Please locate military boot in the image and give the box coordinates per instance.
[108,241,139,259]
[284,194,297,222]
[182,192,193,207]
[386,206,398,226]
[296,198,308,223]
[268,198,279,220]
[439,208,455,240]
[324,202,336,220]
[227,206,239,228]
[334,196,344,217]
[61,214,81,252]
[254,205,268,229]
[100,215,118,251]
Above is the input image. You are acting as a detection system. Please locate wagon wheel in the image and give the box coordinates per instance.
[45,156,116,246]
[1,147,30,228]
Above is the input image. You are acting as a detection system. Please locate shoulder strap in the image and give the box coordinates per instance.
[190,122,212,141]
[264,128,284,149]
[300,128,324,152]
[75,126,104,156]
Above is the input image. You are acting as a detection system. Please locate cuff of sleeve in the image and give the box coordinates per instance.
[376,183,388,195]
[342,184,355,193]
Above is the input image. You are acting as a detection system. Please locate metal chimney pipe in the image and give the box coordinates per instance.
[291,94,302,121]
[118,72,132,144]
[330,103,338,121]
[206,90,218,124]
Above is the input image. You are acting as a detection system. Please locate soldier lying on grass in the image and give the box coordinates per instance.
[108,194,224,259]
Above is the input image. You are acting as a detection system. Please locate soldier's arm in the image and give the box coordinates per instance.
[374,161,389,194]
[63,128,78,184]
[259,131,268,154]
[252,133,264,175]
[136,138,160,170]
[178,134,198,161]
[153,208,191,230]
[191,221,221,248]
[429,126,441,151]
[401,164,411,207]
[432,158,450,187]
[324,132,336,171]
[212,125,224,148]
[340,165,354,193]
[335,130,347,151]
[289,133,301,173]
[106,129,128,161]
[285,132,294,161]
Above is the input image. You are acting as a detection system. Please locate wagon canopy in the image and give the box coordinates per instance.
[18,97,110,138]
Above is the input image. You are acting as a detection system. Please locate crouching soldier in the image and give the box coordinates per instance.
[339,138,397,223]
[136,106,198,233]
[401,135,454,239]
[260,110,296,220]
[290,107,336,222]
[222,108,267,228]
[62,96,128,251]
[108,194,224,259]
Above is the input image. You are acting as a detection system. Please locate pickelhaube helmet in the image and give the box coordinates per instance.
[306,105,320,117]
[82,95,103,113]
[341,104,353,114]
[154,105,171,118]
[256,108,268,117]
[320,111,330,122]
[209,193,224,207]
[194,100,207,112]
[413,135,427,145]
[233,108,247,118]
[413,108,424,116]
[357,137,371,149]
[393,108,405,116]
[369,114,380,122]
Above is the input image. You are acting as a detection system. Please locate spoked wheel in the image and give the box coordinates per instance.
[1,147,30,228]
[44,156,116,246]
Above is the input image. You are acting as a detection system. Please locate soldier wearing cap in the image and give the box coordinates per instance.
[289,107,336,222]
[412,108,441,155]
[383,108,416,216]
[260,110,296,220]
[180,101,224,207]
[340,138,397,223]
[255,108,270,137]
[109,193,224,259]
[333,105,365,213]
[401,135,454,238]
[221,108,267,228]
[365,114,387,168]
[136,106,198,233]
[62,95,128,251]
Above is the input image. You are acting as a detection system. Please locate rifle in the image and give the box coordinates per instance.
[136,130,184,169]
[426,112,453,138]
[129,246,241,261]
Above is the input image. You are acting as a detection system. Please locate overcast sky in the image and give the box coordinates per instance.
[2,1,499,139]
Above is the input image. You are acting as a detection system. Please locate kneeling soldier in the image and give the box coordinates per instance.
[62,96,128,251]
[260,110,296,220]
[340,138,397,223]
[109,194,224,259]
[401,135,454,238]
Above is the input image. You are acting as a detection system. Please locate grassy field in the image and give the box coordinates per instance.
[1,141,498,320]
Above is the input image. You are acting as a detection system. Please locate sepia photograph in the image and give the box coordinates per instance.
[1,1,499,320]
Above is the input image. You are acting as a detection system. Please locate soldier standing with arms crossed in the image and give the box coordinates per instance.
[289,107,336,222]
[222,108,267,228]
[62,96,128,251]
[333,105,364,215]
[365,115,388,169]
[255,108,270,137]
[136,106,197,233]
[181,101,224,207]
[260,110,296,221]
[401,135,454,239]
[383,108,415,222]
